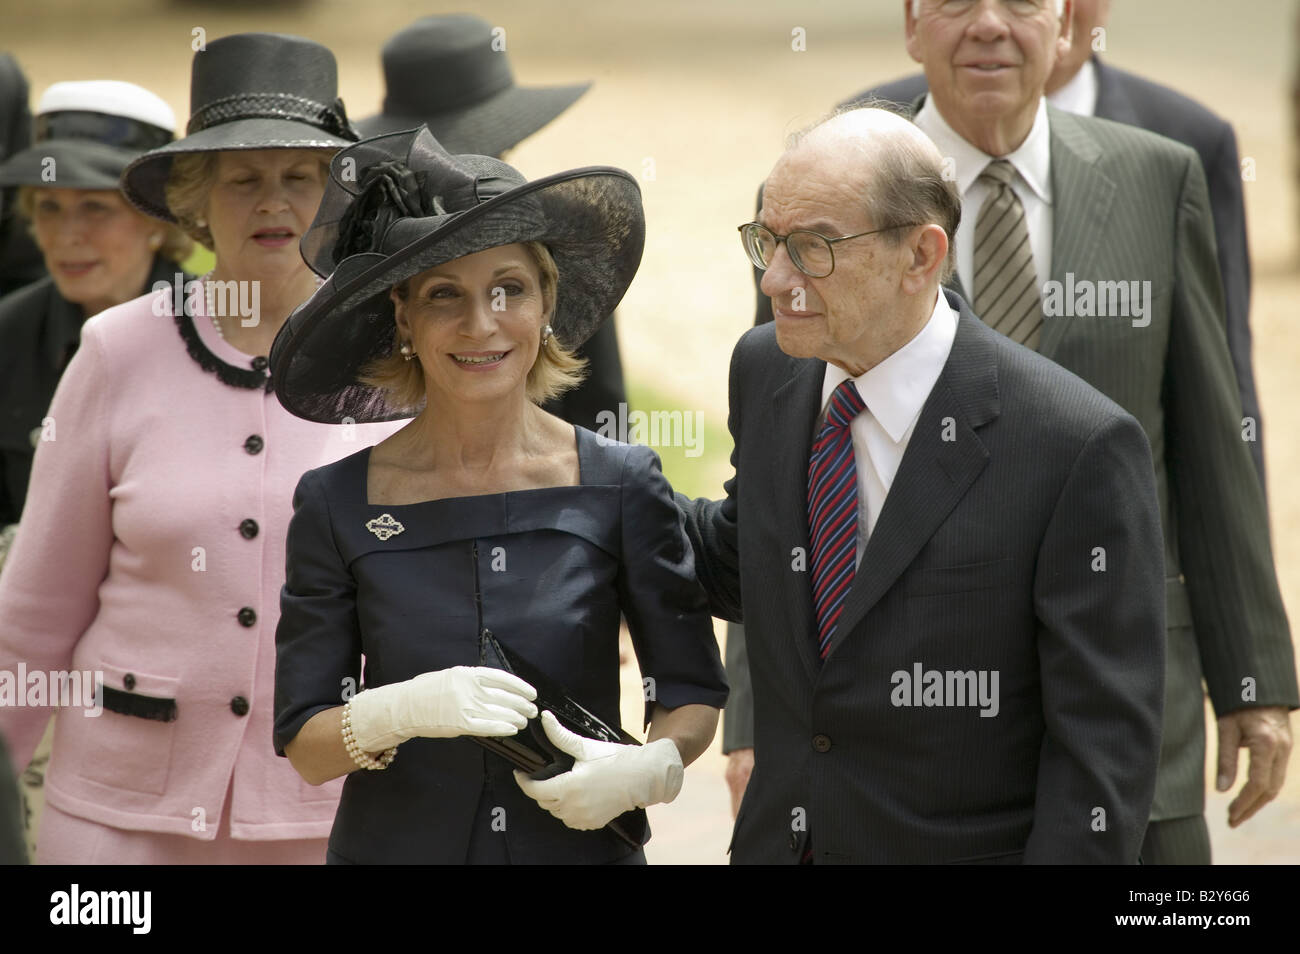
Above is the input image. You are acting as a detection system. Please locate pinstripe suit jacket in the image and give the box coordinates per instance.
[680,293,1166,863]
[731,103,1298,821]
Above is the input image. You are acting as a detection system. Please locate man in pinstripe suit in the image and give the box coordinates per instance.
[679,106,1167,863]
[725,0,1296,863]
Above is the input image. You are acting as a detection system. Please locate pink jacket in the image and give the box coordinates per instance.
[0,291,402,840]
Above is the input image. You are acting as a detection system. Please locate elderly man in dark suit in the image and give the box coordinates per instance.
[726,0,1296,865]
[680,105,1166,863]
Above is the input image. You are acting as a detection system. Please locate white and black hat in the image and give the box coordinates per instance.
[0,80,175,191]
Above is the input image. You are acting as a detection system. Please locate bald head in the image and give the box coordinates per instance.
[756,106,960,373]
[776,106,961,283]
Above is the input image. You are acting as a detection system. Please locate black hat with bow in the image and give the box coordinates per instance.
[120,33,358,222]
[270,125,644,424]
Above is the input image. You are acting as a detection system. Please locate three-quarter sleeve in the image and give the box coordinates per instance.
[273,468,362,756]
[616,444,728,725]
[0,324,115,769]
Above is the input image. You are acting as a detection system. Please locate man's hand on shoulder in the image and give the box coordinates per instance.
[1216,706,1292,827]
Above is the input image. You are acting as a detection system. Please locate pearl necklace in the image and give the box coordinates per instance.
[200,270,224,339]
[201,270,324,341]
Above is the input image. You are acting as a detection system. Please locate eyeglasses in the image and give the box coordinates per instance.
[738,221,922,278]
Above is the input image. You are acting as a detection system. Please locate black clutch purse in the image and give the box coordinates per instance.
[475,629,643,848]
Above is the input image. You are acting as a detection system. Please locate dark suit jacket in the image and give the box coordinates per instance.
[731,89,1297,821]
[0,257,184,524]
[681,291,1166,863]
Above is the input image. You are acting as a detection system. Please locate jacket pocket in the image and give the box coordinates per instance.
[1165,576,1193,629]
[74,661,180,796]
[906,558,1016,597]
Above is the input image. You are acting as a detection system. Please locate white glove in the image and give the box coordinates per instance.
[514,710,684,830]
[348,667,538,752]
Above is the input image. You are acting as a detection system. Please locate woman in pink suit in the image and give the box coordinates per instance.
[0,34,401,864]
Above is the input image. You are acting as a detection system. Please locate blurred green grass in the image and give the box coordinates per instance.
[624,378,733,501]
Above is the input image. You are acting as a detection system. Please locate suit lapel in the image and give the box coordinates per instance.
[1040,107,1115,359]
[770,356,825,680]
[826,301,999,659]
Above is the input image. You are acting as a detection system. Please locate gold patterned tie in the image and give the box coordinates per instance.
[973,160,1042,350]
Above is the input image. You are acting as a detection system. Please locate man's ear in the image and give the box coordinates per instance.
[900,224,948,295]
[904,0,924,64]
[1056,0,1075,61]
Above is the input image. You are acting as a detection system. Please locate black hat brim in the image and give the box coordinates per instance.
[355,82,590,158]
[271,164,643,425]
[0,140,144,191]
[120,117,356,221]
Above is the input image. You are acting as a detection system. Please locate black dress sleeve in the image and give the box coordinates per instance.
[273,467,363,756]
[616,444,728,726]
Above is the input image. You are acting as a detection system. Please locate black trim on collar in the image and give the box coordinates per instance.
[173,307,271,391]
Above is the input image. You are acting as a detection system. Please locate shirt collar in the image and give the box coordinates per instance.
[821,291,957,444]
[914,95,1053,205]
[1047,57,1098,117]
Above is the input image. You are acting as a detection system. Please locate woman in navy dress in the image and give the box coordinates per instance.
[270,127,727,864]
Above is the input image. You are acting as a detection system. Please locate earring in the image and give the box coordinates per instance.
[541,324,554,347]
[399,342,415,362]
[195,217,207,228]
[147,232,163,251]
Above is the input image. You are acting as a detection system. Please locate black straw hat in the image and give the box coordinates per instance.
[0,80,175,190]
[270,125,644,424]
[355,15,590,157]
[121,33,358,222]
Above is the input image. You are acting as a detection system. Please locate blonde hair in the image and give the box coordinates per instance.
[164,149,334,250]
[17,186,193,265]
[359,240,587,410]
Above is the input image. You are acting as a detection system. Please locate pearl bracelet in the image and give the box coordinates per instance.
[341,699,398,771]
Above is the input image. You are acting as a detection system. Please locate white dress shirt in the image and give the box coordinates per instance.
[914,96,1054,296]
[819,291,959,565]
[1047,57,1099,117]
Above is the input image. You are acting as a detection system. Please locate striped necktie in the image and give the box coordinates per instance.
[973,159,1042,349]
[807,379,866,659]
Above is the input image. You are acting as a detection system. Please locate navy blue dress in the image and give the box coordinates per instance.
[273,427,728,864]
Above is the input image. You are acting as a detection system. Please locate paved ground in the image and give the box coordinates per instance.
[7,0,1299,863]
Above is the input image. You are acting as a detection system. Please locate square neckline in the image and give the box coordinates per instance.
[362,423,594,508]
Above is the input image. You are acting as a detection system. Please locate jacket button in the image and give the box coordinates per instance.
[230,696,250,717]
[123,673,136,690]
[812,734,831,753]
[250,356,269,372]
[237,606,257,627]
[243,434,264,455]
[239,518,259,539]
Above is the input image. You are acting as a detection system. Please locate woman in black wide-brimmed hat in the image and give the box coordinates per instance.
[357,13,627,438]
[0,34,400,864]
[271,126,726,864]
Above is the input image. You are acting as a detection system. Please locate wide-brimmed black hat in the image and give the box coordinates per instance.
[121,33,358,221]
[270,125,644,424]
[355,15,590,157]
[0,80,176,190]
